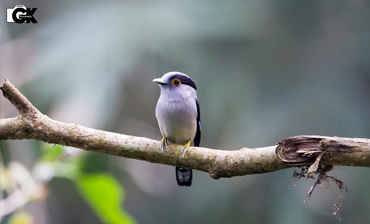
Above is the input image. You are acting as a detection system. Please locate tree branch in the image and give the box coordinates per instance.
[1,79,370,179]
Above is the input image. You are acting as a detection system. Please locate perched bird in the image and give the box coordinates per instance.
[153,72,201,186]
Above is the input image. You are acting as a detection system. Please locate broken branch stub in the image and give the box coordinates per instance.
[276,135,326,165]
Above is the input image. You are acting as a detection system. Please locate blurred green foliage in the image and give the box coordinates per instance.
[76,174,136,224]
[0,143,135,224]
[40,144,64,162]
[8,212,33,224]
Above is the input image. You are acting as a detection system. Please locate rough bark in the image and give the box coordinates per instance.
[1,79,370,179]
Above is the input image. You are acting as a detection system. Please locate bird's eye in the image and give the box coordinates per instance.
[171,78,181,86]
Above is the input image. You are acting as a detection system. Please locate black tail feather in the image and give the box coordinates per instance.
[176,167,192,186]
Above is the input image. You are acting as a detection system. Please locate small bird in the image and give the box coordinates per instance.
[153,72,201,186]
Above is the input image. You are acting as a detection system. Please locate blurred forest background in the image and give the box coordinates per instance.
[1,1,370,224]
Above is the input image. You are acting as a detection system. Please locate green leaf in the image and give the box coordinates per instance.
[76,174,136,224]
[40,143,64,161]
[8,212,33,224]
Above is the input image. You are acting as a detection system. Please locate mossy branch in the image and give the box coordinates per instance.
[1,79,370,179]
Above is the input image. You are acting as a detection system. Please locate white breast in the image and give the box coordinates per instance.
[155,86,198,145]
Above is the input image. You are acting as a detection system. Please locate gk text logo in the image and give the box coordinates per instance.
[7,5,38,24]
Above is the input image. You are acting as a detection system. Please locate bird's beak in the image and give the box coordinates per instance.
[152,78,167,85]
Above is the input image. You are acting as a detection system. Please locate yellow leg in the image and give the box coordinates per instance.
[181,140,191,157]
[160,137,167,153]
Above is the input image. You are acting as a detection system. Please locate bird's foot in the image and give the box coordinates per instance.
[160,137,167,153]
[181,140,191,157]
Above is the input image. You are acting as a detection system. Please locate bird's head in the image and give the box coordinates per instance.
[153,72,197,100]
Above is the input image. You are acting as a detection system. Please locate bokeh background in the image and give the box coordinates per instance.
[1,1,370,224]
